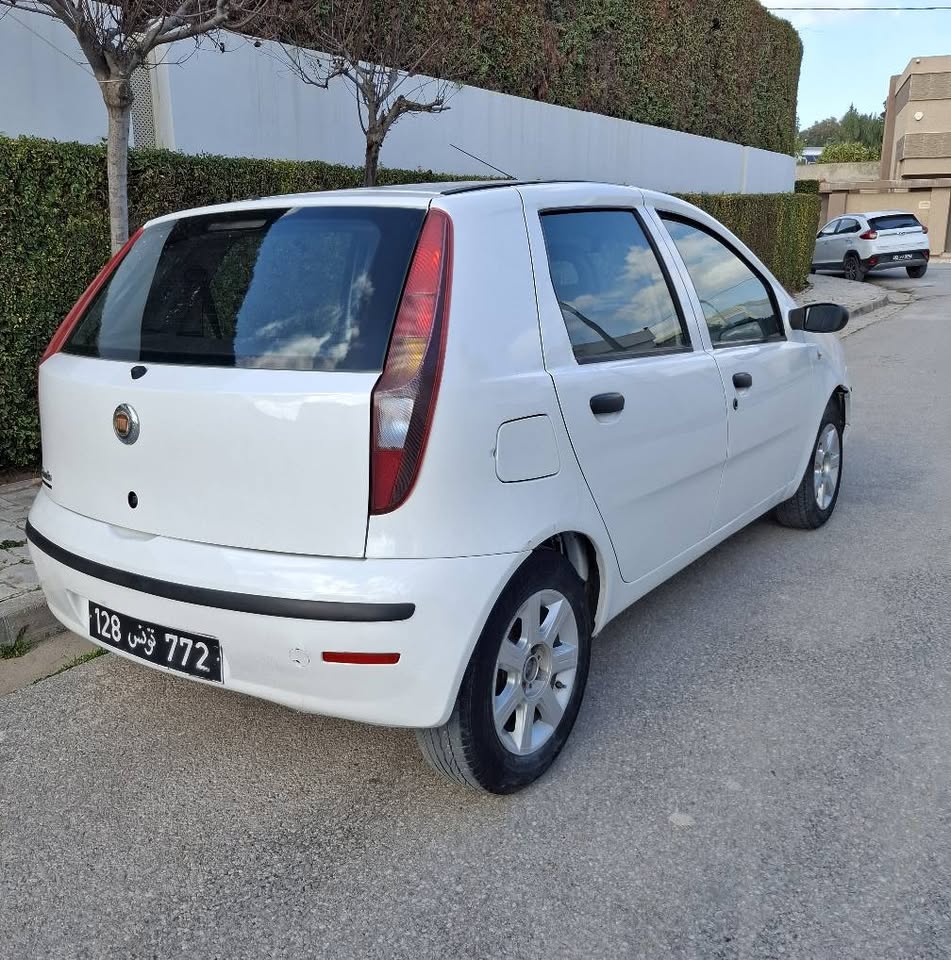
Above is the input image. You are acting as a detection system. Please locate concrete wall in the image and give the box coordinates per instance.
[0,12,106,143]
[0,17,795,194]
[796,162,880,183]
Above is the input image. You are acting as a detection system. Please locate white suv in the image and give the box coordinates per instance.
[812,210,930,281]
[29,182,851,793]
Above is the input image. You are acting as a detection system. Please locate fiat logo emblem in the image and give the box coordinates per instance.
[113,404,140,445]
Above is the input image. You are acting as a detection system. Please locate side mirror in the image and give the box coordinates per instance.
[788,302,849,333]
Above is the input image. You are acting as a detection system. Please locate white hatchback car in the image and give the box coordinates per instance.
[812,209,930,281]
[29,181,851,793]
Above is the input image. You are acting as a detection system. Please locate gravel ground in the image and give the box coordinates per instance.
[1,266,950,960]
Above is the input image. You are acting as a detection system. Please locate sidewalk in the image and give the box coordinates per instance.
[793,273,913,338]
[0,477,58,655]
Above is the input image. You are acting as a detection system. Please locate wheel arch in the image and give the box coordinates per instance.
[832,383,850,427]
[533,530,611,636]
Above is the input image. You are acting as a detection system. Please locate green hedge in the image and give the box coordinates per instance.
[322,0,801,155]
[679,192,820,292]
[794,179,820,194]
[0,135,818,467]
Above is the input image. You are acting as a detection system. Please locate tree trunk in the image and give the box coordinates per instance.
[364,137,382,187]
[100,78,133,253]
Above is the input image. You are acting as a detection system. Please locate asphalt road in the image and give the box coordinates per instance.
[2,265,950,960]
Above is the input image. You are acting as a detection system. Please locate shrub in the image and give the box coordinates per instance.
[321,0,802,155]
[0,135,819,467]
[678,192,821,294]
[794,179,820,194]
[818,142,879,163]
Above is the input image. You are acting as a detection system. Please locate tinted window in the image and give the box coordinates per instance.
[836,218,859,234]
[868,214,922,232]
[65,207,425,371]
[662,216,783,347]
[540,210,688,361]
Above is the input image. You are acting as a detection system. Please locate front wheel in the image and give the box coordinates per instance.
[775,401,843,530]
[907,263,928,279]
[416,551,591,793]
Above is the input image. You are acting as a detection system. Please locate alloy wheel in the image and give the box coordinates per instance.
[492,589,580,756]
[813,423,841,510]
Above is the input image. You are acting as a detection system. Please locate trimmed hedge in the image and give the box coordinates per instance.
[679,192,820,292]
[794,179,820,194]
[325,0,802,155]
[0,135,818,467]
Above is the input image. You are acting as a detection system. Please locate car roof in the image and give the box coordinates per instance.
[862,210,920,218]
[143,180,664,228]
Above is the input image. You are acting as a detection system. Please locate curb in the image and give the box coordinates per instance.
[0,590,60,654]
[846,292,890,320]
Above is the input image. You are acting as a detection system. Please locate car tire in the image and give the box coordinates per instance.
[844,253,866,282]
[907,264,928,279]
[775,399,844,530]
[416,550,591,793]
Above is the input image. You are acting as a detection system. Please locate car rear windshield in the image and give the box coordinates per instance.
[64,206,426,371]
[868,214,922,232]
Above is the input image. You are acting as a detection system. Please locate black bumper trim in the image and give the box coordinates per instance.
[864,250,929,270]
[25,521,415,623]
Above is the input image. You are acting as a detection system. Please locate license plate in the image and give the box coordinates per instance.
[88,601,222,682]
[891,253,914,261]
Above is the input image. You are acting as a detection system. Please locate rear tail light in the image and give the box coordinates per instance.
[370,208,452,515]
[859,230,877,240]
[39,228,143,364]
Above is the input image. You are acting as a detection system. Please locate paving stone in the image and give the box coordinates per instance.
[0,478,41,494]
[0,523,26,544]
[0,561,40,594]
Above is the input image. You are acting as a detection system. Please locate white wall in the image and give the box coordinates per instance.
[0,18,795,193]
[0,13,105,143]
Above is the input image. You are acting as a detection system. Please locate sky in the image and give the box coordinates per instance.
[762,0,951,130]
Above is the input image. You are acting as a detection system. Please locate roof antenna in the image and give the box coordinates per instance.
[449,143,516,180]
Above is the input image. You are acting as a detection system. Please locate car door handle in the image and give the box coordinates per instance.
[732,372,753,389]
[590,392,625,415]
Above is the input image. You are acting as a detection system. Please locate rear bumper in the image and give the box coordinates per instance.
[27,490,526,727]
[863,248,930,272]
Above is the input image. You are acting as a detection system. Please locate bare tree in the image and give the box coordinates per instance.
[277,0,475,186]
[1,0,270,251]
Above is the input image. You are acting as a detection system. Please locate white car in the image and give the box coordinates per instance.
[29,182,851,793]
[812,210,930,281]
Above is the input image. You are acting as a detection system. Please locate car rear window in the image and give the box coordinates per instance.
[868,214,922,232]
[64,206,426,371]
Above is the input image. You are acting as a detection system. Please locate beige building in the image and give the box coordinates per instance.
[800,56,951,257]
[881,55,951,181]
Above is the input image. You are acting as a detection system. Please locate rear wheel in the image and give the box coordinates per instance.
[416,551,591,793]
[907,263,928,279]
[844,253,866,282]
[775,400,843,530]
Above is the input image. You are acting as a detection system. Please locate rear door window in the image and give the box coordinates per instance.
[65,207,426,371]
[836,218,860,234]
[868,214,922,232]
[539,209,690,362]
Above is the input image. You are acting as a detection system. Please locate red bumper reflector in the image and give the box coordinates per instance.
[322,651,401,665]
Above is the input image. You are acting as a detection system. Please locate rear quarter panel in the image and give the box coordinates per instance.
[364,189,613,571]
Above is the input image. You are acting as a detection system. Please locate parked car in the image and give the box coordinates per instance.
[812,210,930,281]
[29,182,851,793]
